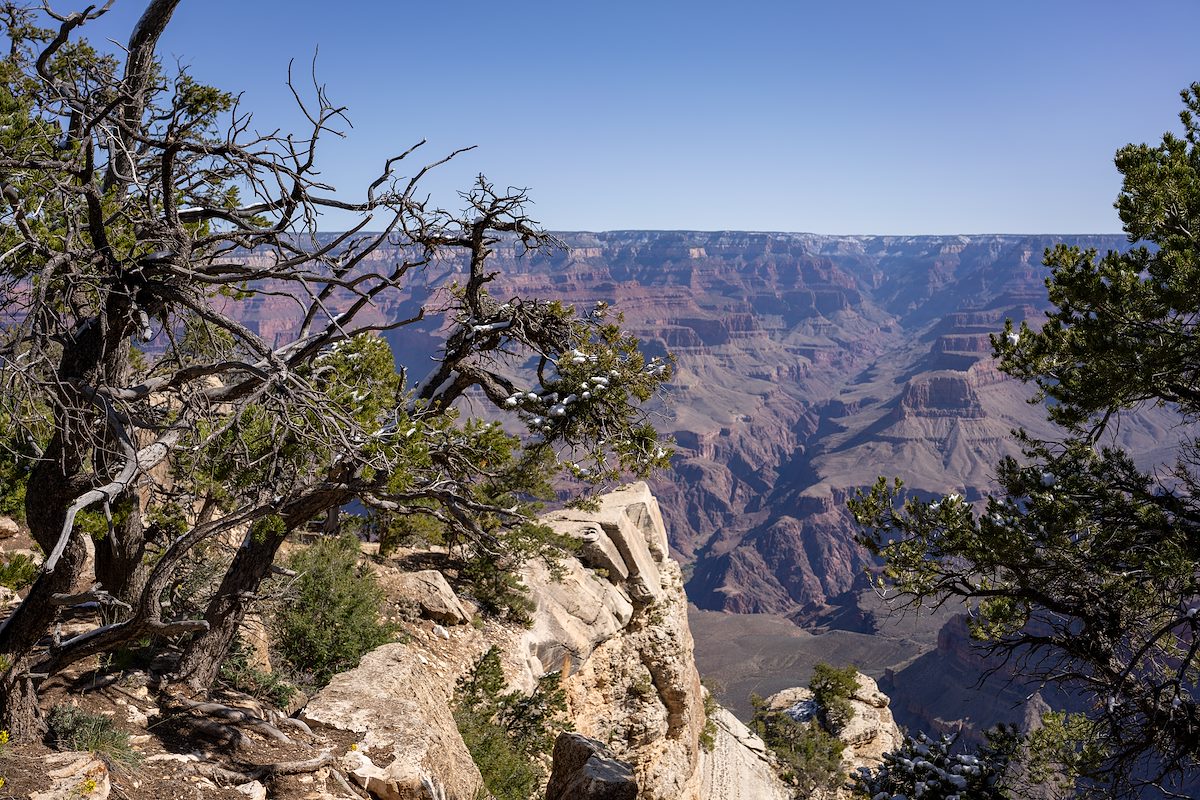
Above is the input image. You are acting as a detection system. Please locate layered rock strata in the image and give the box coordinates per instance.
[230,231,1147,620]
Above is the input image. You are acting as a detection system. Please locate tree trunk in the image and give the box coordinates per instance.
[174,489,350,690]
[0,663,42,740]
[0,534,90,737]
[0,294,134,737]
[174,528,287,689]
[92,491,150,610]
[1,427,95,736]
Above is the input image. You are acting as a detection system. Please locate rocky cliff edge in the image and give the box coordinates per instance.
[303,482,790,800]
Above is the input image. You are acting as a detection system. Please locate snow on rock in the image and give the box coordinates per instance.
[764,673,903,798]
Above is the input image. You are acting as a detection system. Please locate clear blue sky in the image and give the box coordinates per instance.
[79,0,1200,234]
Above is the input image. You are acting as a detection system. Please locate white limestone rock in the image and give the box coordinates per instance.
[535,483,707,800]
[765,672,903,797]
[234,780,267,800]
[390,569,470,625]
[302,644,483,800]
[697,707,792,800]
[30,752,110,800]
[0,515,18,539]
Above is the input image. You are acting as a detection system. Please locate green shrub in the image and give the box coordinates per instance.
[629,672,654,700]
[459,555,536,625]
[0,552,37,591]
[368,509,445,556]
[750,693,845,797]
[274,534,396,688]
[0,423,37,522]
[219,638,296,708]
[808,662,858,733]
[700,683,720,753]
[454,647,569,800]
[47,704,140,766]
[1024,712,1105,796]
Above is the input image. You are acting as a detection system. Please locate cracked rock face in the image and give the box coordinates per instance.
[302,644,483,800]
[532,482,706,800]
[303,482,779,800]
[530,481,801,800]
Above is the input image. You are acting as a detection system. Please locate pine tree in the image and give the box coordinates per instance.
[851,84,1200,797]
[0,1,671,737]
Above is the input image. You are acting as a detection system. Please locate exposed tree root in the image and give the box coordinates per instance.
[330,768,370,799]
[195,750,334,784]
[185,717,246,749]
[268,712,312,736]
[163,693,293,744]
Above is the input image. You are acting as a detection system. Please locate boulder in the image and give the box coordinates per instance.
[850,672,890,709]
[765,673,902,797]
[545,733,638,800]
[571,523,630,581]
[391,569,470,625]
[518,485,685,685]
[234,781,267,800]
[603,483,671,562]
[769,686,818,722]
[30,752,110,800]
[0,515,18,539]
[302,644,483,800]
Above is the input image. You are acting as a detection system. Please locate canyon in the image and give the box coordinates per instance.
[240,229,1180,740]
[10,230,1179,797]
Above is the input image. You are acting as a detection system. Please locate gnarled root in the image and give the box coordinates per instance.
[162,693,292,744]
[195,750,335,783]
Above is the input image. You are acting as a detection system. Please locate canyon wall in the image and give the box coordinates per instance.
[351,231,1156,620]
[234,231,1183,751]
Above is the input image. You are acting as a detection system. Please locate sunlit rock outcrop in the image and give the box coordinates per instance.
[302,482,779,799]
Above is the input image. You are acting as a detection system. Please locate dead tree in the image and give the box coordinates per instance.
[0,1,671,735]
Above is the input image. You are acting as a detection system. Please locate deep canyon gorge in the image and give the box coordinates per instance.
[235,229,1179,741]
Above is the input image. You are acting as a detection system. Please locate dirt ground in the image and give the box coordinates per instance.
[0,514,545,800]
[0,523,369,800]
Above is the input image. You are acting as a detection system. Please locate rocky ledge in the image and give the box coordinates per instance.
[302,482,789,800]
